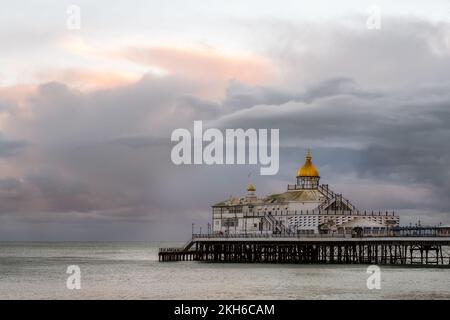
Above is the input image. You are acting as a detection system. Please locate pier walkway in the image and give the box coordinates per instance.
[159,233,450,266]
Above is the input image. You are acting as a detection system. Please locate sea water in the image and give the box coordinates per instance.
[0,242,449,299]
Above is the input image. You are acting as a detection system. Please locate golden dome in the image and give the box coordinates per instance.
[247,183,256,192]
[297,150,320,177]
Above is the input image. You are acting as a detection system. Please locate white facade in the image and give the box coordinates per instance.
[212,152,400,235]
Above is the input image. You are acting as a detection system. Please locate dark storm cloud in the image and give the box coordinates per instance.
[301,78,381,103]
[1,16,450,240]
[213,83,450,171]
[222,81,296,111]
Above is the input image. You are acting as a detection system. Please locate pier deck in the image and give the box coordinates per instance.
[158,234,450,266]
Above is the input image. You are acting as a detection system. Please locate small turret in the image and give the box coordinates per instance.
[296,150,320,189]
[246,183,257,202]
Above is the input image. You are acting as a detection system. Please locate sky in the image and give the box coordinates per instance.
[1,1,450,240]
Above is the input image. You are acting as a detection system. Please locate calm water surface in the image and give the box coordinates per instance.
[0,242,449,299]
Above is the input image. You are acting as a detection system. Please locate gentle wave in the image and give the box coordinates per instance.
[0,242,449,299]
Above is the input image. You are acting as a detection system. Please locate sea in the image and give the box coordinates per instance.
[0,242,449,300]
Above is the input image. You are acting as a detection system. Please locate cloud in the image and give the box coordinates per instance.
[58,36,279,99]
[119,45,278,99]
[260,17,450,89]
[0,134,28,157]
[34,68,141,91]
[212,81,450,174]
[123,45,276,81]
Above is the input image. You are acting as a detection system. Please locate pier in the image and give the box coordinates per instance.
[159,152,450,267]
[159,233,450,266]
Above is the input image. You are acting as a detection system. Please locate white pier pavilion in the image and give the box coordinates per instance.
[212,150,400,235]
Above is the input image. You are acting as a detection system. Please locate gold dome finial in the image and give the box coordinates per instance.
[297,150,319,177]
[247,183,256,192]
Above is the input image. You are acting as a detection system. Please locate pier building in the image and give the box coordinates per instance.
[212,151,399,236]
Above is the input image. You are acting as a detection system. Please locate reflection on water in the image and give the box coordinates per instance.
[0,242,449,299]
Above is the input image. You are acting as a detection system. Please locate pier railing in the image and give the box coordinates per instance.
[159,247,185,252]
[191,231,450,239]
[213,209,398,218]
[192,233,350,239]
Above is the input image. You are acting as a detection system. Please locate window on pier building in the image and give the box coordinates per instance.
[228,206,242,213]
[223,218,238,227]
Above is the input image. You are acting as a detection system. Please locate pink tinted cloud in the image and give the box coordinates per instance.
[34,68,141,91]
[122,46,278,99]
[59,36,277,98]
